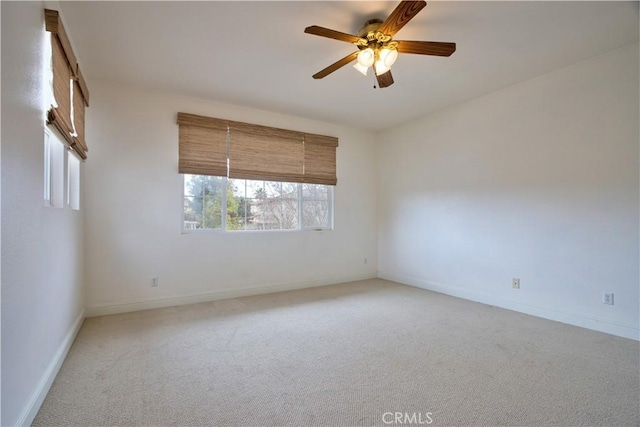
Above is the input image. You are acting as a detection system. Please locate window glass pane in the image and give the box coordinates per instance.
[203,194,222,229]
[280,183,299,230]
[228,179,245,230]
[246,180,263,199]
[44,131,51,203]
[226,179,244,231]
[302,184,331,228]
[68,151,80,210]
[263,181,298,230]
[303,200,329,228]
[183,176,331,231]
[302,183,328,200]
[183,196,202,230]
[229,178,246,198]
[183,174,224,229]
[248,180,266,230]
[49,130,65,208]
[232,179,258,230]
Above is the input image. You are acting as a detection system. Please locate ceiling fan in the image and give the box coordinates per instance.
[304,0,456,88]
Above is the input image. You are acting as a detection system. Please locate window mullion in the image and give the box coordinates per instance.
[262,181,266,230]
[329,186,334,229]
[297,184,302,230]
[222,177,228,231]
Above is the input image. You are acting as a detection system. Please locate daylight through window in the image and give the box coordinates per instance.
[183,175,333,232]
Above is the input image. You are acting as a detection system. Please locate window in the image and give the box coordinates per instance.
[302,183,332,228]
[183,175,333,232]
[44,129,51,203]
[176,113,338,186]
[45,127,66,208]
[43,9,87,211]
[45,126,81,210]
[177,113,338,232]
[229,179,300,230]
[45,9,90,160]
[67,151,80,210]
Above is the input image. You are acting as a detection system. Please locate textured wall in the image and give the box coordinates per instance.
[377,45,639,339]
[83,81,378,311]
[1,2,85,425]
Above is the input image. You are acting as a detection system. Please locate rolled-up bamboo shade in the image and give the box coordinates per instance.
[51,36,73,134]
[46,8,90,160]
[73,80,87,152]
[304,134,338,185]
[228,121,304,183]
[177,112,338,185]
[177,113,229,177]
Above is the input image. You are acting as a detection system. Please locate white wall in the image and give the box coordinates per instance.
[1,2,85,425]
[377,44,639,340]
[84,81,378,314]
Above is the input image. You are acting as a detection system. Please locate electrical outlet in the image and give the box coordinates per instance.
[151,277,159,287]
[602,292,614,305]
[512,278,520,289]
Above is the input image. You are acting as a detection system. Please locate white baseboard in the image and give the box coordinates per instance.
[85,273,377,317]
[15,309,85,427]
[379,271,639,341]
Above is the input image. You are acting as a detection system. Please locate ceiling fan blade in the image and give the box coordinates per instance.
[312,51,359,79]
[396,40,456,56]
[376,70,394,88]
[379,1,427,37]
[304,25,365,44]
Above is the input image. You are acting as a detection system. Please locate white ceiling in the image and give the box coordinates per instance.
[59,1,639,131]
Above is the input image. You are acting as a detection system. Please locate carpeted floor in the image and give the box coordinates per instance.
[34,279,639,426]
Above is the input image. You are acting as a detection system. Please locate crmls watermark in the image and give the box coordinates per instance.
[382,412,433,425]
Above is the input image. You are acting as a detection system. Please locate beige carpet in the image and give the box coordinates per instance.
[34,279,639,426]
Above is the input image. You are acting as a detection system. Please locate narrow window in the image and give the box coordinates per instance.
[67,151,80,210]
[44,129,51,204]
[48,129,65,208]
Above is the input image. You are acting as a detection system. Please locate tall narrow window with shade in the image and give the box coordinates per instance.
[45,9,90,160]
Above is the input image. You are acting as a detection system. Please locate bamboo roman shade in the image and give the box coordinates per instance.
[45,9,90,159]
[51,36,72,132]
[177,113,229,177]
[304,134,339,186]
[72,76,88,155]
[177,113,338,185]
[228,122,305,183]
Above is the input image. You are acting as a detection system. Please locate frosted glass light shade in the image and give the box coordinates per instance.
[357,48,375,67]
[374,60,390,75]
[379,47,398,67]
[353,62,369,76]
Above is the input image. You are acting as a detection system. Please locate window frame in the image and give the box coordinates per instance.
[45,126,67,209]
[180,175,334,234]
[45,125,82,211]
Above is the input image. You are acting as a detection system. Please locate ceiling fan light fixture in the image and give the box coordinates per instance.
[356,48,375,67]
[353,62,369,76]
[379,47,398,68]
[374,59,390,76]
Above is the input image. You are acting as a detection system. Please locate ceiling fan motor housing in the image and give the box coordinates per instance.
[357,19,383,38]
[356,19,396,51]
